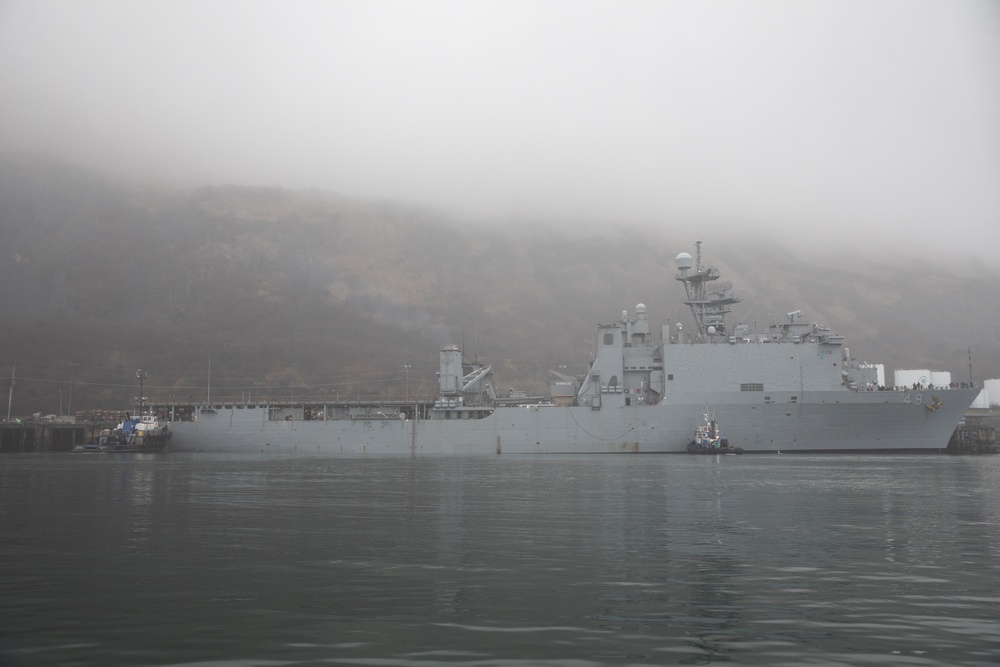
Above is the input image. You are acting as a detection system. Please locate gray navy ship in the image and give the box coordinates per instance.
[154,243,978,455]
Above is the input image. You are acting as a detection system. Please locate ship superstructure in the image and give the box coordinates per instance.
[152,244,977,455]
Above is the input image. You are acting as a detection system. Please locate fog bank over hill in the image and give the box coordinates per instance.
[0,156,997,415]
[1,1,998,261]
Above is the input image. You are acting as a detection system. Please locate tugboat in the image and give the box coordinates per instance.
[78,413,172,453]
[687,413,743,455]
[72,369,171,453]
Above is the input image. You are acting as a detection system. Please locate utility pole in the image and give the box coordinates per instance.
[137,369,147,417]
[67,361,78,417]
[402,364,411,401]
[7,360,15,421]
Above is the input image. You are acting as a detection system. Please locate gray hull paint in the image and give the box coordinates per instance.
[164,388,976,455]
[159,245,977,456]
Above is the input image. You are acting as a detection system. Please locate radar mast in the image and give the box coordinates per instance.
[674,241,742,338]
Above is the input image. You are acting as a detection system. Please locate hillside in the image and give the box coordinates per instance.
[1,156,997,415]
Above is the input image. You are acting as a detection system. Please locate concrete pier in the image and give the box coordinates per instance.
[947,425,998,455]
[0,421,115,453]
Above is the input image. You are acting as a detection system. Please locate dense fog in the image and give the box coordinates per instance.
[1,0,998,257]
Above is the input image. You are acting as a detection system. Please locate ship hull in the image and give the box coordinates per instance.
[157,244,979,456]
[162,388,977,456]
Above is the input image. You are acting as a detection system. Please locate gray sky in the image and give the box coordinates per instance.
[2,0,998,254]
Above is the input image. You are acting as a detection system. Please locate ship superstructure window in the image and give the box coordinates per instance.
[740,383,764,392]
[604,333,614,345]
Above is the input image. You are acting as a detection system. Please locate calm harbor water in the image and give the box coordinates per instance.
[1,452,998,666]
